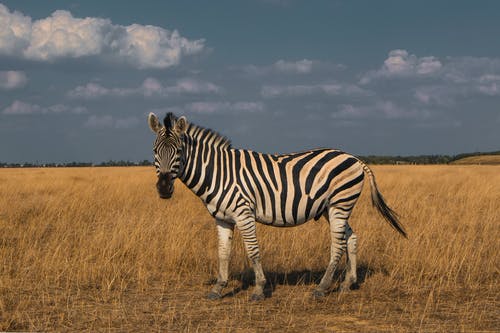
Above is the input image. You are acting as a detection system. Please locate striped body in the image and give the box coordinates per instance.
[180,142,364,227]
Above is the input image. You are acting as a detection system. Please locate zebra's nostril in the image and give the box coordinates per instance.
[156,174,174,199]
[158,192,172,199]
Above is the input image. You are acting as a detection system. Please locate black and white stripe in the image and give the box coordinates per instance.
[148,112,407,300]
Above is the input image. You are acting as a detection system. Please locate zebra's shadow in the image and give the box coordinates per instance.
[220,264,374,298]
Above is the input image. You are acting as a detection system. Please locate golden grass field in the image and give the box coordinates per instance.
[451,154,500,165]
[0,165,498,332]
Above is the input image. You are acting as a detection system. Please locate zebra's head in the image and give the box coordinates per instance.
[148,112,188,199]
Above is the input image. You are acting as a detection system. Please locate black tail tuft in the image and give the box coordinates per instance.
[371,188,407,238]
[360,160,408,238]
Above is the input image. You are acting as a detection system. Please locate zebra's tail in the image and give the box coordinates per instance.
[359,160,408,238]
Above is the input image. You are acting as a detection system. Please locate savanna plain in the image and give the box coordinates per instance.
[0,165,498,332]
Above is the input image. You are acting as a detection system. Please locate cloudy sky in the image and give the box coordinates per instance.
[1,1,499,163]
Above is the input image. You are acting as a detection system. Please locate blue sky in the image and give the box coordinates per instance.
[1,1,499,163]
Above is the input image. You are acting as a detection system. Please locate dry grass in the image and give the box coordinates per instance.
[451,155,500,165]
[0,165,498,332]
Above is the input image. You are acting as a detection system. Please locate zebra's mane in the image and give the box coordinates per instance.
[163,112,232,149]
[187,122,232,149]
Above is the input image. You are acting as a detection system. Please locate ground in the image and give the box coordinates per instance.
[0,166,498,332]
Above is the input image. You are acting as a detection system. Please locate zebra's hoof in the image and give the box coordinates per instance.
[206,291,222,300]
[250,293,265,301]
[339,284,351,293]
[312,289,326,299]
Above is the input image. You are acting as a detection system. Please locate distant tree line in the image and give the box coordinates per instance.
[359,154,453,165]
[0,160,152,168]
[1,151,499,168]
[359,151,500,165]
[97,160,152,167]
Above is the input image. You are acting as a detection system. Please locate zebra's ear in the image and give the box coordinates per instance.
[174,116,188,135]
[148,112,162,133]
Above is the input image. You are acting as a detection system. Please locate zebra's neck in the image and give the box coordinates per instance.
[179,123,232,196]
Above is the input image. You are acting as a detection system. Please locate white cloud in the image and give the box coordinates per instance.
[165,78,222,95]
[0,70,27,89]
[362,52,500,89]
[68,78,221,99]
[333,101,431,120]
[47,104,87,114]
[242,60,313,76]
[185,101,265,114]
[116,24,204,69]
[0,5,31,56]
[360,49,442,84]
[141,77,163,97]
[382,49,414,74]
[478,82,499,96]
[413,86,460,106]
[67,83,115,99]
[441,57,500,84]
[3,100,42,115]
[83,115,114,129]
[362,51,500,108]
[274,59,313,74]
[332,104,367,119]
[374,100,419,119]
[241,59,344,76]
[0,4,204,69]
[261,85,314,98]
[83,115,139,129]
[412,65,500,105]
[24,10,109,60]
[478,74,500,83]
[414,90,431,104]
[360,50,500,85]
[477,74,500,96]
[417,56,443,75]
[261,83,370,98]
[3,100,87,115]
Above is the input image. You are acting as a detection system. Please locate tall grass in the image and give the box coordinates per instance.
[0,166,498,331]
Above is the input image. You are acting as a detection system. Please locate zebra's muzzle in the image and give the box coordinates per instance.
[156,172,174,199]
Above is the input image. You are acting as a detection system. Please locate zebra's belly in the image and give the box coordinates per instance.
[204,185,327,226]
[255,210,317,227]
[253,193,328,227]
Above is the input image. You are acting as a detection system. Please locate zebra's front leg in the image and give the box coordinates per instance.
[207,219,234,300]
[235,216,266,301]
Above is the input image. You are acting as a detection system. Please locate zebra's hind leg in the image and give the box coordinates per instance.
[207,219,234,300]
[312,206,350,298]
[340,223,358,292]
[235,215,266,301]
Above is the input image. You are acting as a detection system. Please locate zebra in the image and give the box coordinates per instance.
[147,112,407,301]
